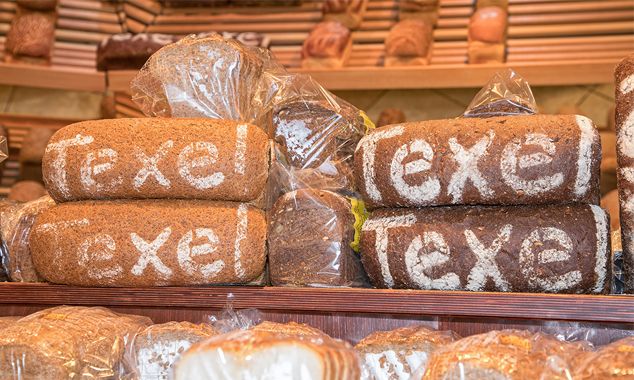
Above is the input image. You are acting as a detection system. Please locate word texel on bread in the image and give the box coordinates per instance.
[42,118,269,202]
[354,114,601,209]
[361,204,609,293]
[29,200,266,287]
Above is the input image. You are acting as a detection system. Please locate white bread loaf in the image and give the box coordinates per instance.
[174,322,360,380]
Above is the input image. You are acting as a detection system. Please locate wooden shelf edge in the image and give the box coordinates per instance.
[0,63,105,92]
[1,284,632,323]
[106,60,619,92]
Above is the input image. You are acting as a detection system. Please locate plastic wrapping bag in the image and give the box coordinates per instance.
[131,33,285,125]
[0,306,151,379]
[125,321,218,380]
[355,325,459,380]
[420,329,590,380]
[0,135,7,164]
[268,188,369,287]
[0,195,55,282]
[172,321,360,380]
[575,336,634,379]
[462,69,537,118]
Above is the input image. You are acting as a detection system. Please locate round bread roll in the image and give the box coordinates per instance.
[468,6,507,43]
[7,181,47,203]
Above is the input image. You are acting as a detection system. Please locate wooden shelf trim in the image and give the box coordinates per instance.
[1,284,633,323]
[108,60,619,92]
[0,63,104,92]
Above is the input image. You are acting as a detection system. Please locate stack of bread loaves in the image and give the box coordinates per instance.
[355,110,610,292]
[28,118,269,287]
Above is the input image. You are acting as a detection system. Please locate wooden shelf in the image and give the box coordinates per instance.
[0,63,104,92]
[1,283,633,324]
[108,59,619,92]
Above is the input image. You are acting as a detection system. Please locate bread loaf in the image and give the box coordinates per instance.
[377,108,406,127]
[174,326,360,380]
[355,325,457,380]
[468,6,507,64]
[252,321,327,337]
[268,189,367,287]
[398,0,439,25]
[385,20,433,66]
[30,200,267,286]
[0,196,55,282]
[5,8,56,62]
[131,321,217,380]
[0,306,150,379]
[0,316,19,330]
[354,115,601,209]
[97,33,180,71]
[360,204,609,293]
[615,53,634,292]
[323,0,368,29]
[575,336,634,379]
[302,21,352,68]
[7,181,47,203]
[16,0,58,10]
[271,99,365,193]
[422,330,587,380]
[42,118,268,203]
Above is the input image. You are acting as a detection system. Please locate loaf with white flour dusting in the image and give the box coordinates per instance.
[360,204,609,293]
[29,200,266,286]
[353,115,601,209]
[42,118,269,203]
[615,53,634,292]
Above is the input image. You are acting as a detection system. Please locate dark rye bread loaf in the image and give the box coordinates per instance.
[268,189,366,287]
[97,33,180,71]
[42,118,268,203]
[29,200,266,287]
[615,54,634,292]
[360,204,609,293]
[354,114,601,209]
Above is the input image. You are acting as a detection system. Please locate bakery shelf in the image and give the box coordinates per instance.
[0,62,104,92]
[108,59,619,92]
[0,283,633,323]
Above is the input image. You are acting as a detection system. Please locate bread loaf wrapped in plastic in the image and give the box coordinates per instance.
[0,195,55,282]
[173,321,360,380]
[422,329,589,380]
[355,325,458,380]
[127,321,218,380]
[0,306,151,379]
[575,336,634,379]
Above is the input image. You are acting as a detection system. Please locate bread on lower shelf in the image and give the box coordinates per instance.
[575,336,634,379]
[5,8,56,64]
[422,330,589,380]
[355,325,458,380]
[398,0,440,25]
[173,322,360,380]
[129,321,218,380]
[0,306,151,379]
[323,0,368,30]
[468,6,508,64]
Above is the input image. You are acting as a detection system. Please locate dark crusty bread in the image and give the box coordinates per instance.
[355,325,457,379]
[423,329,588,380]
[354,115,601,209]
[615,53,634,292]
[463,98,535,118]
[360,204,609,293]
[42,118,268,203]
[131,321,217,380]
[5,8,56,61]
[0,306,150,379]
[268,189,366,287]
[97,33,180,71]
[575,336,634,379]
[30,200,267,287]
[16,0,58,10]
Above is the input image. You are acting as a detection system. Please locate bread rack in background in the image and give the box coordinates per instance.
[0,0,631,93]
